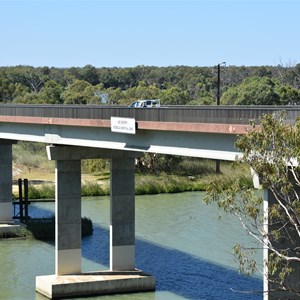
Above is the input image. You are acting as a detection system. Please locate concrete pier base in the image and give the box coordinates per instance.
[40,146,155,299]
[36,270,155,299]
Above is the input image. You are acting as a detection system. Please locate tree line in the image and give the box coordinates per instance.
[1,64,300,106]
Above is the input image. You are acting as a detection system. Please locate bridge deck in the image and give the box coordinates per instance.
[0,105,298,135]
[0,104,298,124]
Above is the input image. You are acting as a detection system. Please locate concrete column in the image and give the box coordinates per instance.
[55,160,82,275]
[0,142,13,222]
[264,187,300,300]
[110,156,135,271]
[263,190,269,300]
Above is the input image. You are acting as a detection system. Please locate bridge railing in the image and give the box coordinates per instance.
[0,104,299,124]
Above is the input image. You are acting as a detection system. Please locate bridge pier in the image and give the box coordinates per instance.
[0,140,14,223]
[36,145,155,299]
[110,156,135,271]
[263,188,300,300]
[55,159,82,275]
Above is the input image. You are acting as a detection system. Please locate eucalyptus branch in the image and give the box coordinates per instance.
[266,237,300,263]
[271,187,300,238]
[289,165,300,186]
[207,113,300,296]
[228,204,265,247]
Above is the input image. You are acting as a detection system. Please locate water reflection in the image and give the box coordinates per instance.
[81,224,262,300]
[1,192,263,299]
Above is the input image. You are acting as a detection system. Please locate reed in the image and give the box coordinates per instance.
[14,161,252,199]
[136,174,211,195]
[81,181,109,197]
[28,184,55,199]
[0,226,31,239]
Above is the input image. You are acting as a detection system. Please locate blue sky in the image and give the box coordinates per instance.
[1,0,299,68]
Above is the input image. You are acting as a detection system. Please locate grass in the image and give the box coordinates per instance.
[27,184,55,199]
[81,181,109,197]
[16,163,252,200]
[9,143,253,243]
[0,226,32,239]
[12,141,253,199]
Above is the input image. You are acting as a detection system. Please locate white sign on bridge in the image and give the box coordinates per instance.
[111,117,136,134]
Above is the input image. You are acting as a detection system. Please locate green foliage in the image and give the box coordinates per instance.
[205,178,263,221]
[233,244,257,275]
[37,80,63,104]
[81,181,109,197]
[0,226,31,239]
[28,184,55,199]
[159,86,190,105]
[236,112,300,189]
[222,76,300,105]
[12,91,40,104]
[177,158,216,175]
[1,64,300,105]
[205,113,300,296]
[79,64,99,85]
[13,141,54,171]
[0,77,16,102]
[136,154,184,174]
[81,159,108,174]
[135,175,206,194]
[104,87,123,105]
[275,84,300,105]
[222,76,281,105]
[62,80,96,104]
[121,82,160,104]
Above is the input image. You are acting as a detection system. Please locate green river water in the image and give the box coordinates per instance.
[0,192,263,300]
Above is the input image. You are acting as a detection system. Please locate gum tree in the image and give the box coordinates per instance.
[205,113,300,298]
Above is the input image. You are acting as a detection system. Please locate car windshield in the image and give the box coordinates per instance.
[129,99,160,108]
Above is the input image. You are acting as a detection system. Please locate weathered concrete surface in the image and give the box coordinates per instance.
[36,271,155,299]
[0,142,13,222]
[42,145,155,299]
[110,156,135,271]
[55,159,82,275]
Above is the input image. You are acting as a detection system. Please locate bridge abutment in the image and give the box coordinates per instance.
[36,145,155,299]
[0,141,13,222]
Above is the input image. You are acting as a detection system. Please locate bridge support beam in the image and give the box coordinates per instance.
[0,140,14,222]
[36,145,155,299]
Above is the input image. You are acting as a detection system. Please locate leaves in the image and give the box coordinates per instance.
[205,113,300,296]
[2,65,300,105]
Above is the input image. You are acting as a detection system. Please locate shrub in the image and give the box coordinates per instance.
[28,184,55,199]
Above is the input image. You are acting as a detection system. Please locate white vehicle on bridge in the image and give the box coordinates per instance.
[129,99,160,108]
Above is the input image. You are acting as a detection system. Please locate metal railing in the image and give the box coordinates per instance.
[0,104,299,124]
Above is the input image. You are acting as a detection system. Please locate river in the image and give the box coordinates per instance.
[0,192,263,300]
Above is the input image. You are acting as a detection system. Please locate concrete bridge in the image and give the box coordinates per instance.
[0,104,299,299]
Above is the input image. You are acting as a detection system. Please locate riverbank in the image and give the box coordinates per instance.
[12,143,253,199]
[12,166,252,200]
